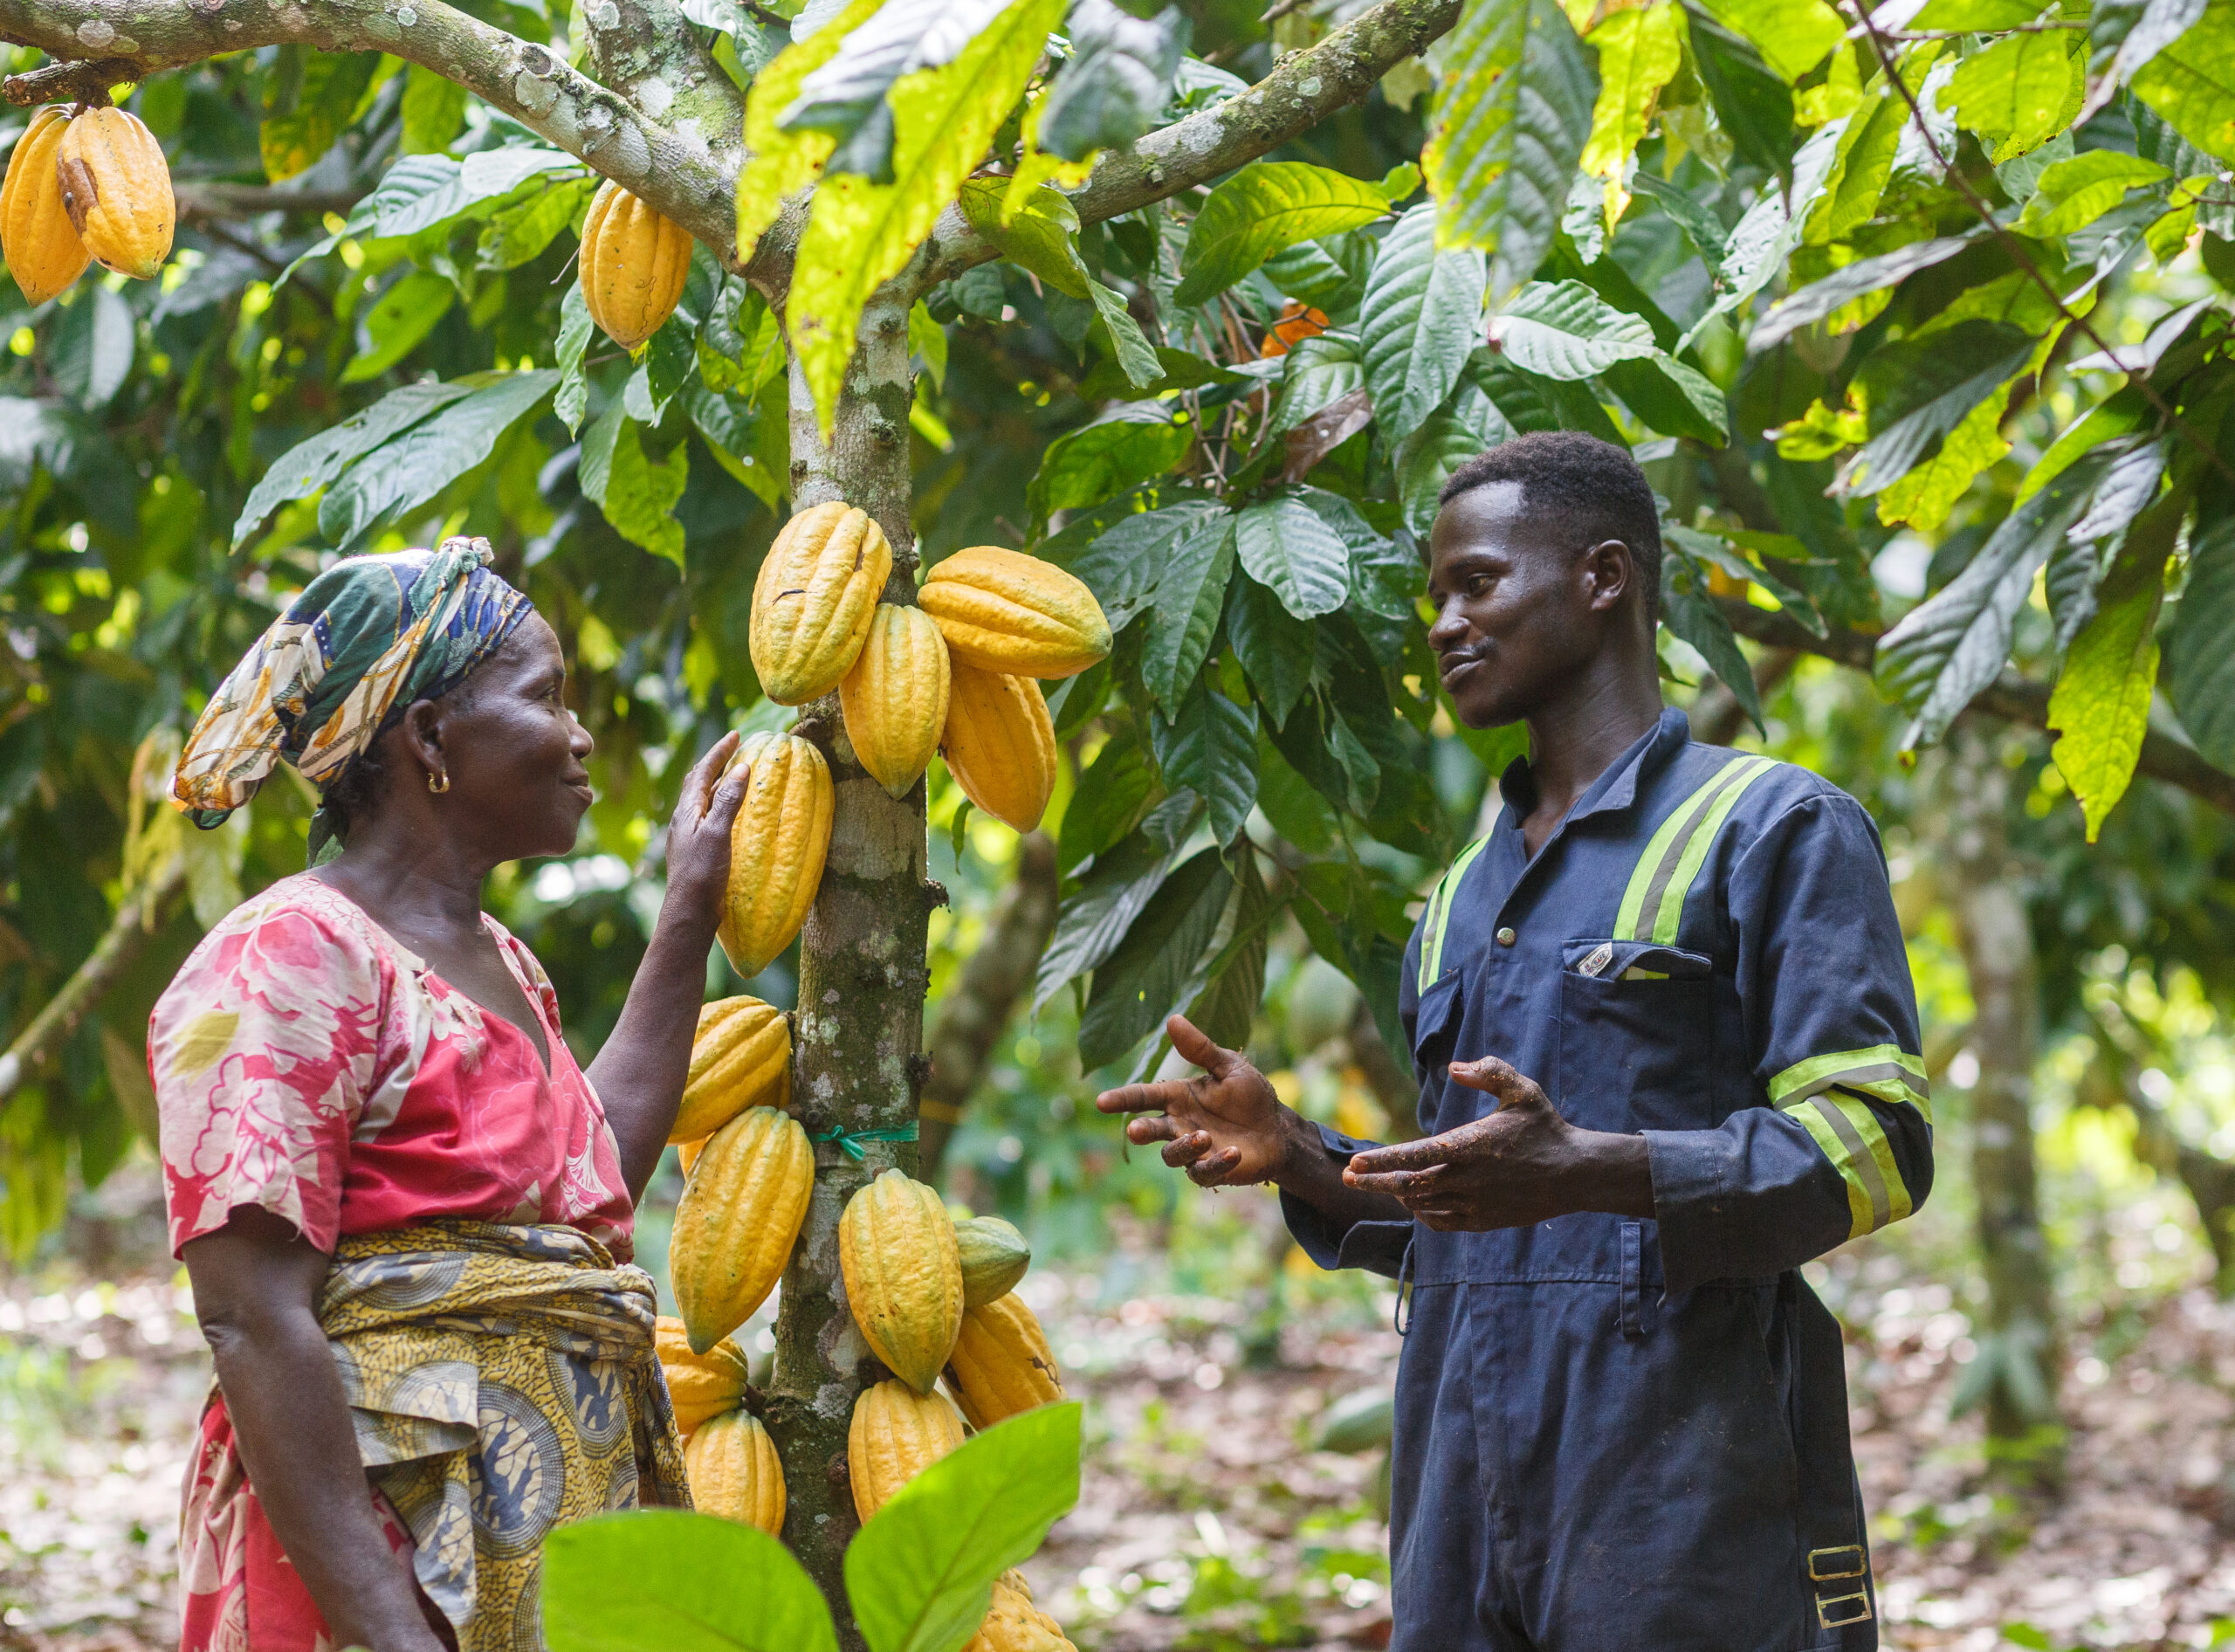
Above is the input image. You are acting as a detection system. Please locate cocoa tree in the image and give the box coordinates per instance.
[10,0,2235,1628]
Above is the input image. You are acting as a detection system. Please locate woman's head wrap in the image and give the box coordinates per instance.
[172,538,532,860]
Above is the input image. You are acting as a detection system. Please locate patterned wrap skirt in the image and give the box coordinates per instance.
[178,1220,690,1652]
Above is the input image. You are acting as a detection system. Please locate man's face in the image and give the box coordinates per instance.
[1425,480,1634,730]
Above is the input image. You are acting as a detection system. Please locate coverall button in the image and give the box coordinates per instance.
[1495,926,1516,946]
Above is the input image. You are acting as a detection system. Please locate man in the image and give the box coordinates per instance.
[1097,430,1930,1652]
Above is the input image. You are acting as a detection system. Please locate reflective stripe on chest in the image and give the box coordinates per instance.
[1413,752,1778,993]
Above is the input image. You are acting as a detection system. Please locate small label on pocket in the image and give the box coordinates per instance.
[1578,941,1615,978]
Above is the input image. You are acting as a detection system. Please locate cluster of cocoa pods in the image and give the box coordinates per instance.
[713,498,1110,980]
[2,103,175,304]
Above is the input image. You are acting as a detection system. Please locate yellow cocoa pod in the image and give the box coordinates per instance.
[940,661,1056,834]
[54,107,172,281]
[752,502,893,705]
[847,1378,966,1522]
[578,179,691,350]
[718,732,833,979]
[656,1315,753,1436]
[919,547,1111,680]
[674,995,790,1145]
[670,1105,814,1354]
[840,604,951,800]
[954,1215,1030,1311]
[677,1134,707,1176]
[963,1580,1076,1652]
[839,1169,964,1394]
[1,108,88,305]
[946,1293,1064,1430]
[684,1408,787,1535]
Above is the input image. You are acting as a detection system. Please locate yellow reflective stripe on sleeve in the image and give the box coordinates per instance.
[1613,755,1777,943]
[1418,836,1492,992]
[1791,1091,1914,1238]
[1771,1044,1933,1128]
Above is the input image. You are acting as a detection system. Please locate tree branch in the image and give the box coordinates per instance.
[0,853,186,1105]
[911,0,1460,293]
[580,0,744,159]
[0,51,132,103]
[1713,597,2235,819]
[0,0,747,268]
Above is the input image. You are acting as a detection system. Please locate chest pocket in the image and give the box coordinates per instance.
[1557,939,1714,1132]
[1553,752,1778,1132]
[1412,965,1467,1086]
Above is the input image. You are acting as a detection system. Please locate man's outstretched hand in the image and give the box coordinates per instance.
[1342,1056,1654,1230]
[1095,1015,1295,1187]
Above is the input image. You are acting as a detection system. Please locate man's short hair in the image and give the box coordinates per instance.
[1437,431,1662,625]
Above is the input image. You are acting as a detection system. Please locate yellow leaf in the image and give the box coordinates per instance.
[788,0,1068,437]
[1581,1,1684,226]
[2050,502,2181,840]
[735,0,891,266]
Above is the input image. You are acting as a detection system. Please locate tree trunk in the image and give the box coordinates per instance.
[763,293,927,1648]
[1944,731,2060,1472]
[918,830,1060,1185]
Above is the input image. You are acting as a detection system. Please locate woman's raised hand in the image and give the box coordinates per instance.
[662,730,748,921]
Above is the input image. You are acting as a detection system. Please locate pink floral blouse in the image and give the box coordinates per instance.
[149,872,634,1261]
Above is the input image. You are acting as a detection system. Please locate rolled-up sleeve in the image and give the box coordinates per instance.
[1645,793,1932,1293]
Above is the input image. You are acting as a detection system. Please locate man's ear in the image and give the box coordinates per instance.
[1582,539,1633,614]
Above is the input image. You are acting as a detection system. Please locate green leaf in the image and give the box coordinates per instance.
[1142,512,1238,708]
[51,286,134,410]
[1181,848,1274,1052]
[1805,64,1922,247]
[1941,29,2080,159]
[1581,1,1685,222]
[1028,406,1192,525]
[478,176,595,271]
[1036,798,1204,1010]
[2047,438,2169,648]
[1066,493,1217,632]
[233,379,477,547]
[1912,0,2048,25]
[1227,573,1319,729]
[1490,279,1658,379]
[1627,171,1730,267]
[1265,334,1366,440]
[1695,0,1842,81]
[1153,680,1259,845]
[958,180,1090,298]
[342,271,456,384]
[1601,353,1728,443]
[1080,847,1234,1069]
[736,0,888,262]
[581,404,689,569]
[1835,325,2034,498]
[1057,730,1153,878]
[788,0,1069,435]
[1423,0,1599,297]
[689,383,788,511]
[1394,379,1509,535]
[1874,445,2117,747]
[2049,523,2174,840]
[1691,117,1847,340]
[909,299,949,389]
[1685,14,1797,177]
[545,1510,838,1652]
[1262,234,1375,311]
[847,1404,1083,1652]
[1360,203,1488,445]
[1749,233,1981,353]
[1173,162,1408,307]
[1087,276,1163,390]
[1037,0,1189,161]
[2018,149,2174,235]
[1235,495,1351,619]
[2133,0,2235,161]
[554,283,595,437]
[261,50,378,182]
[2167,514,2235,767]
[401,64,470,155]
[318,370,559,553]
[1660,548,1764,733]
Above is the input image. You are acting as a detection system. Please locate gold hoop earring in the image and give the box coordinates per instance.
[428,770,450,795]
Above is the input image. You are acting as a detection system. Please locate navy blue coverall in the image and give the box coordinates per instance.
[1284,710,1931,1652]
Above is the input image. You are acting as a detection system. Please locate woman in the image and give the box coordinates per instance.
[152,538,745,1652]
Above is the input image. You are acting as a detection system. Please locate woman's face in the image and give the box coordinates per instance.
[434,614,595,861]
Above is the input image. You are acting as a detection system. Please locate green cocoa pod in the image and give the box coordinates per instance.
[953,1215,1031,1310]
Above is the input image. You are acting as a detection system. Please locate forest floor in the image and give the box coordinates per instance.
[5,1167,2235,1651]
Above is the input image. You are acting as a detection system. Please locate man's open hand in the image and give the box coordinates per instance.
[1095,1015,1292,1187]
[1343,1056,1653,1229]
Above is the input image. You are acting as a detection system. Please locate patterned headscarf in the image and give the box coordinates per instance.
[172,538,532,862]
